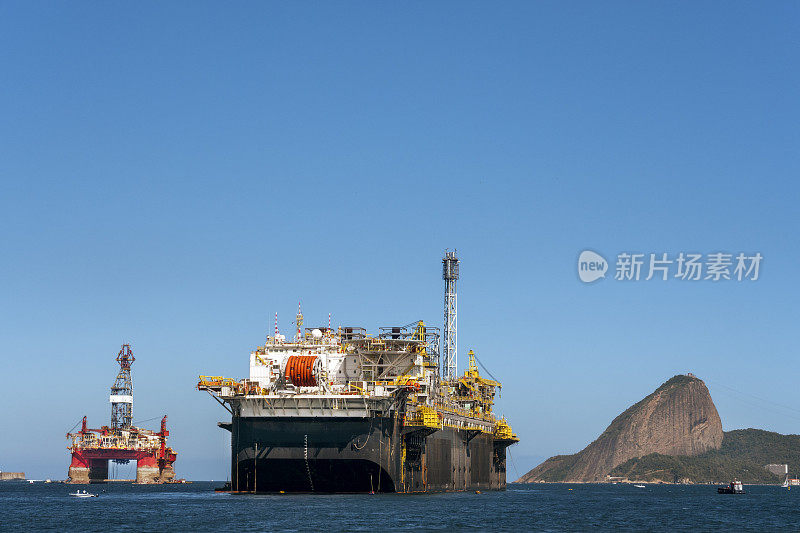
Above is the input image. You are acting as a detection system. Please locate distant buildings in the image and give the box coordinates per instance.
[765,463,788,477]
[764,464,800,485]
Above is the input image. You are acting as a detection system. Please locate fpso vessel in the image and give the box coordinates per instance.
[198,255,517,493]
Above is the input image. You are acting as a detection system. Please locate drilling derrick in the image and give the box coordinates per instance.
[442,250,459,380]
[110,344,135,430]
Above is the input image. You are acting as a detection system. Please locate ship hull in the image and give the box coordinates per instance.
[226,416,508,493]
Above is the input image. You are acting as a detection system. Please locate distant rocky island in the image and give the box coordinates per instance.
[0,471,26,481]
[518,375,800,484]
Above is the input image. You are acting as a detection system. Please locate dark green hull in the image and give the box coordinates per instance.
[225,416,509,493]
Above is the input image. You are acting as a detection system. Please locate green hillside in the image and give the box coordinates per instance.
[610,429,800,483]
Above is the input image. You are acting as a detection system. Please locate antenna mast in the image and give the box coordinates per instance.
[442,250,459,380]
[296,302,303,341]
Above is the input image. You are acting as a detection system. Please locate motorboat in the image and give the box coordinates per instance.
[69,490,98,498]
[717,480,745,494]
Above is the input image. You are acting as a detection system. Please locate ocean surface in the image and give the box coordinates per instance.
[2,481,799,531]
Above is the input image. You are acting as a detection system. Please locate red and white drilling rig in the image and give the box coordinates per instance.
[66,344,177,484]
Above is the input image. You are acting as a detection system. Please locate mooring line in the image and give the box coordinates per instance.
[304,434,314,492]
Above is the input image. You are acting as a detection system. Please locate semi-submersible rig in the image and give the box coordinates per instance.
[198,252,518,493]
[66,345,177,484]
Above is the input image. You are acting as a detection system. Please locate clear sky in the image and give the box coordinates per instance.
[1,2,798,480]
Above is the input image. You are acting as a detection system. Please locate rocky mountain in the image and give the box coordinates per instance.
[518,375,724,482]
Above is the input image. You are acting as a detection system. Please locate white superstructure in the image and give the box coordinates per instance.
[244,322,436,399]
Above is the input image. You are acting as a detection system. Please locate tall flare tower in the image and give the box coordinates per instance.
[110,344,135,430]
[442,250,459,379]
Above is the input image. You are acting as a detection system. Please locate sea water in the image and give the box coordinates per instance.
[2,481,798,531]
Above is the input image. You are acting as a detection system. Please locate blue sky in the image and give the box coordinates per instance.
[1,2,798,480]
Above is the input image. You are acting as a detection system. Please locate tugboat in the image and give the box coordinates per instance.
[717,480,745,494]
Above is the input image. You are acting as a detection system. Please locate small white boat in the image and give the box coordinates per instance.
[782,475,789,489]
[69,490,98,498]
[634,484,646,488]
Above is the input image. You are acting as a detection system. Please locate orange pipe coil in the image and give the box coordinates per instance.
[285,355,318,387]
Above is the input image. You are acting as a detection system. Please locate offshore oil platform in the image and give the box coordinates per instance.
[198,251,518,493]
[66,344,177,484]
